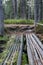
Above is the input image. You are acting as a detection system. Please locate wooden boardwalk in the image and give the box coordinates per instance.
[26,33,43,65]
[1,32,43,65]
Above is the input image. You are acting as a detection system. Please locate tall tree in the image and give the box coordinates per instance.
[20,0,26,19]
[38,0,42,21]
[42,0,43,19]
[26,0,31,19]
[26,5,31,19]
[34,0,39,23]
[3,0,14,19]
[26,0,34,19]
[34,0,42,22]
[12,0,17,18]
[0,0,4,36]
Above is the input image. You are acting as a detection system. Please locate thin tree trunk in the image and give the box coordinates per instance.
[34,0,39,33]
[20,0,26,19]
[34,0,39,23]
[42,0,43,19]
[28,6,31,19]
[12,0,17,18]
[38,0,42,21]
[0,0,4,36]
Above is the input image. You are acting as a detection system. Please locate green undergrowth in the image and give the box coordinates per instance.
[13,52,18,65]
[4,19,34,24]
[41,40,43,44]
[0,35,15,63]
[0,50,9,63]
[22,53,28,65]
[0,35,9,63]
[6,51,18,65]
[36,25,43,34]
[0,35,9,41]
[39,20,43,24]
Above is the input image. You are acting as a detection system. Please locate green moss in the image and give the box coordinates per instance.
[22,53,28,65]
[4,19,34,24]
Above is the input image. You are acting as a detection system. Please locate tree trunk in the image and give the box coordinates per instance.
[20,0,26,19]
[38,0,42,21]
[0,0,4,36]
[28,6,31,19]
[12,0,17,18]
[34,0,39,23]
